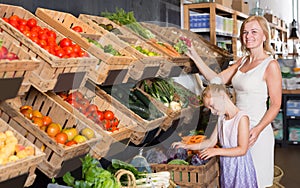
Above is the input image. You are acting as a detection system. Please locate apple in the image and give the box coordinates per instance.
[6,52,19,60]
[0,46,8,59]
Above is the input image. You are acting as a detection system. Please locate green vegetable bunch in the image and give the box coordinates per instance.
[101,8,155,39]
[173,36,192,54]
[87,38,121,56]
[63,154,121,188]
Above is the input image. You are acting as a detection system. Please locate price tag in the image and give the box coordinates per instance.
[0,77,23,101]
[102,69,129,86]
[141,66,160,79]
[53,72,86,92]
[169,66,184,77]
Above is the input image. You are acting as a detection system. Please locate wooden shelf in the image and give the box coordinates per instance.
[282,89,300,94]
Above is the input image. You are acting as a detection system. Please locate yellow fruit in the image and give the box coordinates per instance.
[62,128,78,141]
[81,128,95,140]
[32,110,43,118]
[73,135,87,143]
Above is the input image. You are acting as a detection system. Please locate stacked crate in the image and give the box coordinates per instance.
[0,3,98,93]
[0,86,103,178]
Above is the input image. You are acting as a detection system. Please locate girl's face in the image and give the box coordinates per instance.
[204,95,225,116]
[242,20,266,49]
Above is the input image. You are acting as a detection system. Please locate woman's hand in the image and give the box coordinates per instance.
[185,44,198,60]
[249,126,261,147]
[199,147,217,160]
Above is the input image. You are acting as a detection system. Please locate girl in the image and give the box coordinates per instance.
[172,84,258,188]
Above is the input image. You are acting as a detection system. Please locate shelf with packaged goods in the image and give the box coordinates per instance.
[281,91,300,146]
[183,2,248,60]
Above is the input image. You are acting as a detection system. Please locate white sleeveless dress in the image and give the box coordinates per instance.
[231,56,275,188]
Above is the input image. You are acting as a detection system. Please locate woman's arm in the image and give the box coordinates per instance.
[172,125,218,151]
[186,46,242,84]
[249,59,282,146]
[200,115,250,159]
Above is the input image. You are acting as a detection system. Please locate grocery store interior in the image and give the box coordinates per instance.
[0,0,299,187]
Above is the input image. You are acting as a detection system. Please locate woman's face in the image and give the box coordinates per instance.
[242,20,266,50]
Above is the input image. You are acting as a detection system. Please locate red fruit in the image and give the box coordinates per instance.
[65,140,77,146]
[26,18,37,28]
[59,38,72,48]
[96,110,104,121]
[6,52,19,60]
[0,46,8,59]
[111,117,119,127]
[72,26,83,32]
[104,110,114,121]
[86,104,98,113]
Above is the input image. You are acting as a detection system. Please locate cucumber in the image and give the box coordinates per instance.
[129,103,150,120]
[132,89,151,107]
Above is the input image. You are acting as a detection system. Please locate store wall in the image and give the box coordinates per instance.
[0,0,180,25]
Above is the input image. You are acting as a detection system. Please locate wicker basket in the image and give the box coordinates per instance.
[274,165,284,183]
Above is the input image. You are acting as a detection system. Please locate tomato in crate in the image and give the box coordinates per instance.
[0,4,98,92]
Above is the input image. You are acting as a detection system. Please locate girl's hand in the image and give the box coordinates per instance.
[185,44,198,59]
[199,148,217,160]
[171,142,187,149]
[249,126,261,147]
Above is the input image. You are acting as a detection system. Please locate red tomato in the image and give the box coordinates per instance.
[27,18,37,28]
[18,18,27,26]
[104,110,114,121]
[86,104,98,113]
[18,25,28,33]
[22,30,31,38]
[30,31,38,38]
[30,26,41,33]
[59,38,72,48]
[38,32,48,40]
[9,15,20,22]
[72,44,82,53]
[103,119,111,130]
[78,50,88,57]
[111,117,119,127]
[72,26,83,32]
[47,30,57,39]
[65,140,77,146]
[69,52,79,58]
[63,46,74,55]
[9,20,19,28]
[37,39,47,47]
[55,132,68,144]
[2,17,9,23]
[30,36,39,43]
[96,110,104,121]
[55,49,66,58]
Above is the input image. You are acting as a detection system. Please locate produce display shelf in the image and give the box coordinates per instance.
[0,33,40,97]
[0,3,98,92]
[136,80,199,131]
[78,14,188,79]
[0,86,103,178]
[47,84,141,158]
[35,7,138,85]
[0,118,45,187]
[84,80,167,139]
[141,22,233,72]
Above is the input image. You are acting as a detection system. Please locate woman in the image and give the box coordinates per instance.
[173,84,258,188]
[187,15,282,187]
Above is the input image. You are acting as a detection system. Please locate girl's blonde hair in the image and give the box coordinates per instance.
[202,84,227,102]
[239,15,274,55]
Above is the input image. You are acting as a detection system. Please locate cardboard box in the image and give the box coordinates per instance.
[215,0,233,8]
[232,0,249,14]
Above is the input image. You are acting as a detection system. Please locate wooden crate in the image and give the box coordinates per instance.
[0,86,103,178]
[84,80,167,134]
[151,157,219,188]
[35,8,137,85]
[46,84,140,145]
[79,14,191,78]
[0,118,45,187]
[142,23,232,73]
[136,79,198,131]
[0,33,40,96]
[0,4,98,92]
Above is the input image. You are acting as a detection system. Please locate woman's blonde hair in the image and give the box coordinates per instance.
[239,15,274,55]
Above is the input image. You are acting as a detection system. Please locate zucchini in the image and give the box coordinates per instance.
[132,89,151,107]
[129,103,150,120]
